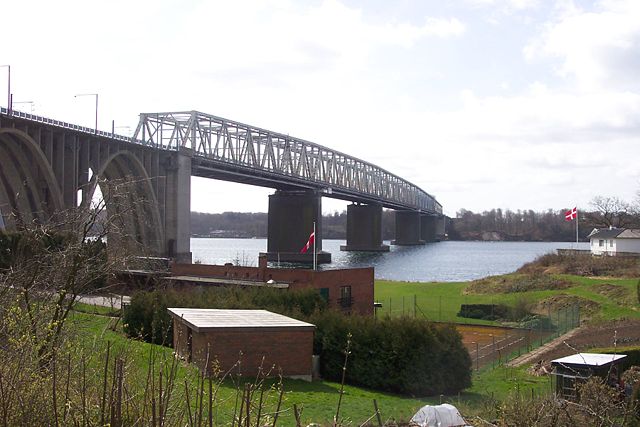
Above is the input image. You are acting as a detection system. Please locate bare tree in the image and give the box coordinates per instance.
[0,176,153,368]
[586,196,640,228]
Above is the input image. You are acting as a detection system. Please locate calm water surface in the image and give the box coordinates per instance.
[191,238,589,282]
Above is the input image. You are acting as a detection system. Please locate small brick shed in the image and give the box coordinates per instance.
[169,308,315,380]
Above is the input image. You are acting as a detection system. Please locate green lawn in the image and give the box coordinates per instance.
[68,308,555,425]
[64,272,637,425]
[375,275,640,323]
[68,310,433,426]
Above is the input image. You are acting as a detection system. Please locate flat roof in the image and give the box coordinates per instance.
[552,353,627,367]
[168,308,315,332]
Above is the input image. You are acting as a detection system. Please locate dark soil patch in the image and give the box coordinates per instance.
[465,274,572,295]
[531,294,600,317]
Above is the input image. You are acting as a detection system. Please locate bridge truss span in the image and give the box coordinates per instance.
[134,111,441,214]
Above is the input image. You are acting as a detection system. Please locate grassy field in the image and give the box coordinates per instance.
[65,271,637,424]
[68,310,432,425]
[68,305,557,425]
[375,274,640,323]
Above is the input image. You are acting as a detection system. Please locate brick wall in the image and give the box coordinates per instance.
[174,323,314,379]
[171,261,374,315]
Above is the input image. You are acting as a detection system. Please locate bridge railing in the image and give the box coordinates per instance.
[0,107,134,142]
[134,111,442,214]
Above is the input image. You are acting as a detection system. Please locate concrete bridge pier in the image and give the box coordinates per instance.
[420,214,437,243]
[392,210,424,245]
[436,215,447,241]
[163,148,193,263]
[264,190,331,264]
[340,203,389,252]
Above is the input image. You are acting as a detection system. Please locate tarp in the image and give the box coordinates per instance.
[410,403,468,427]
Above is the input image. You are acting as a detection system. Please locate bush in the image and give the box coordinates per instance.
[458,300,534,322]
[310,311,472,396]
[123,286,328,345]
[457,304,509,321]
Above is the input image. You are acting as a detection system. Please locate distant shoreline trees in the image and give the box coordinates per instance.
[191,193,640,242]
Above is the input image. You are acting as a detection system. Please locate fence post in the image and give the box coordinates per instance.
[402,295,405,316]
[414,294,417,318]
[439,296,442,322]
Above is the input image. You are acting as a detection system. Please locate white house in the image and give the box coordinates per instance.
[588,228,640,255]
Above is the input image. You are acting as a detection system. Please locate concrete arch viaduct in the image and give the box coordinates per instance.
[0,108,444,263]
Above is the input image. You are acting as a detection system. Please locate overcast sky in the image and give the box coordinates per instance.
[3,0,639,217]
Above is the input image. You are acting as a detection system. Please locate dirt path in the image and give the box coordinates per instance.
[507,327,583,367]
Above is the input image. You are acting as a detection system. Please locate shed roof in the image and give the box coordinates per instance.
[168,308,315,332]
[551,353,626,367]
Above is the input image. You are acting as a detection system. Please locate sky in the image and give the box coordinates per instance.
[2,0,640,217]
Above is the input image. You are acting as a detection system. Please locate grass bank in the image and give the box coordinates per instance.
[69,307,553,425]
[375,274,640,323]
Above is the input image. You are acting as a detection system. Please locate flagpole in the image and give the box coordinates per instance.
[576,208,579,244]
[313,221,317,271]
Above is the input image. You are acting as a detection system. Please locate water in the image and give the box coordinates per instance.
[191,238,589,282]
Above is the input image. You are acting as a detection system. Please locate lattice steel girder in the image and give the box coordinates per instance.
[133,110,442,214]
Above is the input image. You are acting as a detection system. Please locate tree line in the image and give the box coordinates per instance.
[191,194,640,242]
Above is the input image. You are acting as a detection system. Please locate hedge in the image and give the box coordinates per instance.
[310,311,472,395]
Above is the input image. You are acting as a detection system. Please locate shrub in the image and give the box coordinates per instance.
[311,311,472,396]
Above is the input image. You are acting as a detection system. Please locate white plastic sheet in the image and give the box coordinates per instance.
[410,403,468,427]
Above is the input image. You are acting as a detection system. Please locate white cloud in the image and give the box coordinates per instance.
[524,0,640,91]
[468,0,539,9]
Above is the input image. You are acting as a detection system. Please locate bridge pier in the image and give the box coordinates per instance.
[340,203,389,252]
[264,190,331,264]
[392,211,424,246]
[420,214,437,243]
[163,148,193,263]
[436,215,447,241]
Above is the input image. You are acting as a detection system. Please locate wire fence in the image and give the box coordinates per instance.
[375,296,581,370]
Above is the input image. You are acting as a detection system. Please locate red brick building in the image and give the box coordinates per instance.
[169,308,315,380]
[168,256,374,315]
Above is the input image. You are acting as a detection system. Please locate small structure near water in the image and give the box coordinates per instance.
[588,228,640,256]
[169,308,315,380]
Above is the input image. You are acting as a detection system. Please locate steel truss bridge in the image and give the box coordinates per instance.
[134,111,441,214]
[0,107,442,261]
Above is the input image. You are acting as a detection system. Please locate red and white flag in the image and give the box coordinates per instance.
[300,231,315,253]
[565,207,577,221]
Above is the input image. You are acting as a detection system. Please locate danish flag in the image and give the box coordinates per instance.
[300,231,315,253]
[565,207,577,221]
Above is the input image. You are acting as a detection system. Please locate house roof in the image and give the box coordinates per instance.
[617,229,640,239]
[589,228,640,239]
[551,353,626,367]
[167,308,315,332]
[588,228,624,239]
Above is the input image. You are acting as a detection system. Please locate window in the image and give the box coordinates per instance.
[339,286,352,308]
[609,239,613,247]
[319,288,329,302]
[599,240,604,247]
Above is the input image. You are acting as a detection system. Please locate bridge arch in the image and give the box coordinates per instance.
[86,150,163,255]
[0,128,64,229]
